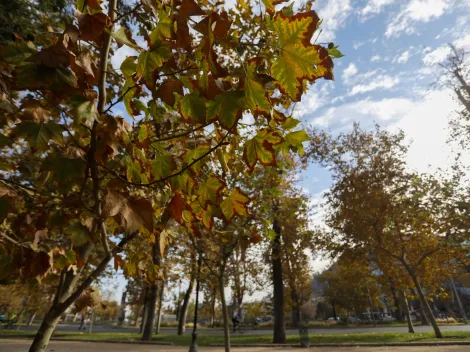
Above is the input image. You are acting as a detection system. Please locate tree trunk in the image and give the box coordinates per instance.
[118,291,127,327]
[140,286,148,334]
[390,286,404,322]
[271,217,286,343]
[27,311,37,326]
[450,276,467,324]
[408,270,443,338]
[219,261,230,352]
[141,283,158,340]
[400,290,414,333]
[178,280,194,335]
[142,236,162,341]
[290,288,300,328]
[28,307,63,352]
[366,284,376,327]
[155,281,165,334]
[210,287,216,328]
[133,305,141,327]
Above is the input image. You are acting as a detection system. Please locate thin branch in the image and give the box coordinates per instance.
[101,126,234,187]
[113,3,143,23]
[0,232,25,247]
[103,84,137,114]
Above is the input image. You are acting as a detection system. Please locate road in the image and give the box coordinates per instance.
[2,340,470,352]
[16,323,470,335]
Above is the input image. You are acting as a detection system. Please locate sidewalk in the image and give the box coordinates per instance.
[4,339,470,352]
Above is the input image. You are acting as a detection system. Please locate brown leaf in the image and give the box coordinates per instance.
[102,189,154,233]
[114,254,124,271]
[19,100,51,122]
[166,193,187,222]
[32,229,49,250]
[78,13,111,46]
[156,79,184,106]
[71,52,98,85]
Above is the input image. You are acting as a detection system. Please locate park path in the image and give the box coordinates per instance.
[2,340,470,352]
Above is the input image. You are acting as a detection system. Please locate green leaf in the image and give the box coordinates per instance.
[1,41,36,64]
[122,78,139,117]
[207,90,245,130]
[281,117,301,130]
[65,220,93,246]
[243,128,283,170]
[43,155,86,188]
[137,43,172,89]
[151,155,177,180]
[120,56,137,78]
[220,187,250,222]
[271,12,334,101]
[281,2,294,16]
[283,130,309,154]
[261,0,288,15]
[183,145,211,173]
[244,62,271,116]
[12,121,64,152]
[198,176,225,208]
[69,96,99,123]
[149,9,172,43]
[180,93,206,124]
[328,45,344,59]
[138,124,148,142]
[127,160,142,183]
[111,27,141,51]
[14,64,78,91]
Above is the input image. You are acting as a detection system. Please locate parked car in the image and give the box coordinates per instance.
[348,317,361,323]
[327,317,340,321]
[0,313,4,322]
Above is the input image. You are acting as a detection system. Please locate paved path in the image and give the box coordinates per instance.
[17,323,470,335]
[3,340,470,352]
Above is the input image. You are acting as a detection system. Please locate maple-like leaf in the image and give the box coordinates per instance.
[242,60,272,116]
[183,145,211,173]
[12,121,64,152]
[206,90,245,130]
[221,187,250,222]
[243,128,283,170]
[271,12,334,102]
[137,43,172,89]
[65,220,93,247]
[149,9,172,43]
[156,79,184,107]
[280,130,310,154]
[111,27,141,51]
[102,189,154,233]
[19,100,51,122]
[151,155,177,180]
[262,0,288,15]
[198,175,225,208]
[166,193,188,222]
[180,93,207,124]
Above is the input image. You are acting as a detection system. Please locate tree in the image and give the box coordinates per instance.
[0,0,339,350]
[307,125,468,338]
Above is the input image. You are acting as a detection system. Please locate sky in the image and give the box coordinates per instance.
[293,0,470,273]
[108,0,470,301]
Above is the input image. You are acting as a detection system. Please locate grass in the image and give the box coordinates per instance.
[2,329,470,346]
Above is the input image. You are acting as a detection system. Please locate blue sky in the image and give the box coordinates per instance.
[294,0,470,208]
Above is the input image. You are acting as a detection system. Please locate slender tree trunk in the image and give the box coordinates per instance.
[366,284,376,327]
[133,305,141,327]
[28,307,63,352]
[400,290,414,333]
[141,283,158,340]
[219,259,230,352]
[27,311,37,326]
[142,237,162,341]
[450,276,467,324]
[155,281,165,334]
[140,286,148,334]
[408,270,443,338]
[210,287,216,328]
[271,217,286,343]
[390,286,404,322]
[118,291,127,327]
[290,288,300,328]
[178,280,194,335]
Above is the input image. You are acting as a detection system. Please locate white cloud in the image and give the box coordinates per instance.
[315,0,353,41]
[353,41,365,50]
[370,55,381,62]
[386,0,452,38]
[396,51,410,64]
[310,97,413,127]
[349,75,400,95]
[111,45,139,71]
[294,83,332,118]
[342,63,358,82]
[388,89,458,173]
[455,33,470,49]
[422,45,451,65]
[360,0,395,19]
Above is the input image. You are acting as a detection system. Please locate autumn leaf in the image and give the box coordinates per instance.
[151,155,177,180]
[137,43,172,89]
[198,175,225,208]
[19,99,51,122]
[243,128,283,170]
[221,187,250,222]
[156,79,184,107]
[180,93,206,124]
[166,193,188,222]
[12,121,64,152]
[114,255,124,271]
[183,145,211,173]
[281,130,310,154]
[271,12,334,101]
[206,90,245,130]
[261,0,288,15]
[242,60,272,116]
[111,27,141,51]
[65,220,93,246]
[102,189,154,233]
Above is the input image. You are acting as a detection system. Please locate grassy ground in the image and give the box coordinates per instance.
[2,329,470,346]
